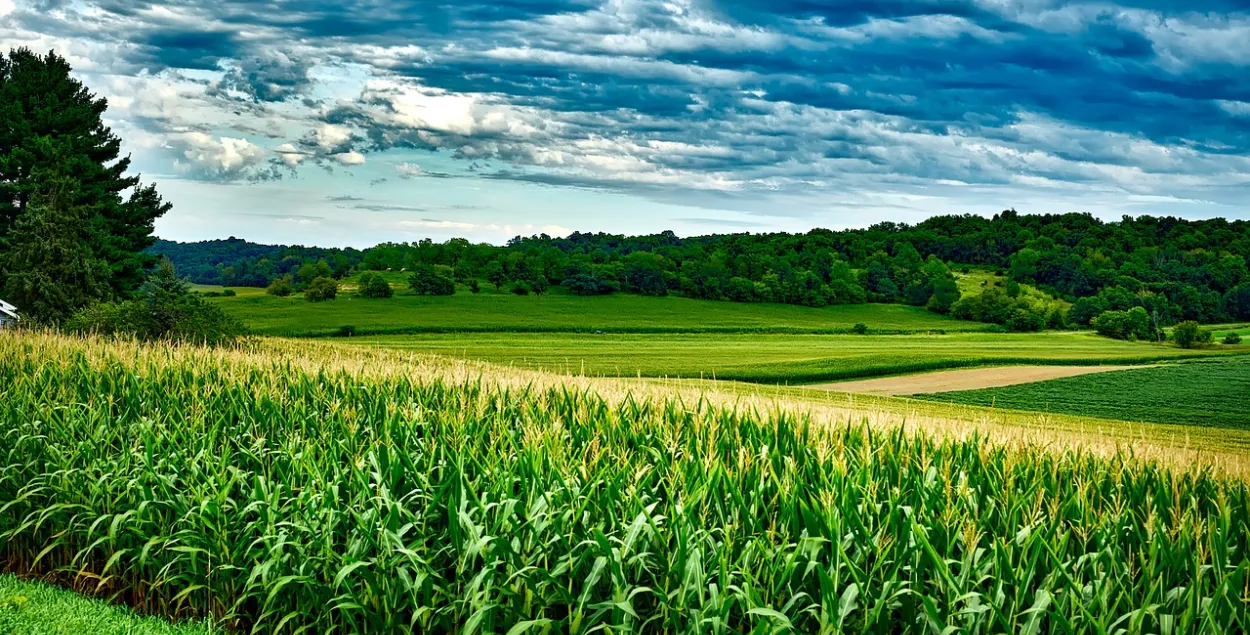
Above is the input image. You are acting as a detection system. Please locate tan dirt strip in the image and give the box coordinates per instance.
[809,364,1153,396]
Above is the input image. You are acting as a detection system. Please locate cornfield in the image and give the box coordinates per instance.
[1,333,1247,633]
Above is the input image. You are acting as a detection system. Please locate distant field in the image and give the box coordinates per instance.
[350,331,1240,383]
[914,357,1250,429]
[202,285,983,336]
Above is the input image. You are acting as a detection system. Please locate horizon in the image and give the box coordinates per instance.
[152,207,1248,250]
[5,0,1249,246]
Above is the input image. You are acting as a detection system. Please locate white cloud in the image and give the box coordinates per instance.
[395,162,423,178]
[167,133,269,180]
[275,143,310,168]
[0,0,15,18]
[334,151,366,166]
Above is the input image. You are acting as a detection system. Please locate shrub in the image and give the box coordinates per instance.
[1172,321,1213,349]
[222,288,236,297]
[1091,307,1152,341]
[335,325,357,337]
[355,273,393,299]
[531,275,550,296]
[408,265,455,296]
[1225,332,1242,345]
[267,276,294,297]
[66,260,244,346]
[1006,308,1045,332]
[852,322,869,335]
[304,277,338,302]
[563,273,616,296]
[469,279,481,294]
[510,281,531,296]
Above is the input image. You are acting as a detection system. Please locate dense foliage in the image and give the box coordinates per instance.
[2,335,1247,633]
[354,272,393,299]
[153,211,1250,328]
[0,48,169,322]
[65,260,244,346]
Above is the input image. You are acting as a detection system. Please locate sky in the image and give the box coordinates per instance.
[2,0,1249,247]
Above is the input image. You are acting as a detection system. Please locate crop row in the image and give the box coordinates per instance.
[0,334,1247,633]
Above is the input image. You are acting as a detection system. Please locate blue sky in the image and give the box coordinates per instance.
[3,0,1248,246]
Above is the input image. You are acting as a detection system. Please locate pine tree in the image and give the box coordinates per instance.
[0,175,112,322]
[0,48,171,312]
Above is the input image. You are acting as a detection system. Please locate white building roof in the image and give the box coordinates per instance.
[0,300,19,320]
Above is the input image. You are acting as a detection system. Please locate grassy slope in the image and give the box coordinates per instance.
[201,285,984,336]
[914,356,1250,429]
[350,331,1244,383]
[0,575,213,635]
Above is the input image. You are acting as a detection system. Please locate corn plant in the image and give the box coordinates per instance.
[0,333,1247,633]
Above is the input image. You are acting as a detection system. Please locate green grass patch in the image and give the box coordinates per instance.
[0,575,214,634]
[914,356,1250,429]
[206,286,984,336]
[352,331,1239,383]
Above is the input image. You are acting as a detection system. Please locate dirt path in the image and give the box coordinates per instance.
[810,365,1150,396]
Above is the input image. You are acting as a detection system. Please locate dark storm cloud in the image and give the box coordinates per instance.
[7,0,1249,200]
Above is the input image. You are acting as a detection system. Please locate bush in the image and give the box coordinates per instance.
[1006,308,1045,332]
[469,280,481,294]
[563,273,616,296]
[1172,321,1213,349]
[510,281,531,296]
[1225,332,1242,345]
[1091,307,1152,341]
[852,323,869,335]
[222,288,236,297]
[267,276,294,297]
[66,260,245,346]
[356,273,393,299]
[335,325,357,337]
[304,277,338,302]
[408,265,455,296]
[531,275,550,296]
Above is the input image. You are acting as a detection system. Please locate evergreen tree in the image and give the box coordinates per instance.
[0,175,112,321]
[0,48,170,312]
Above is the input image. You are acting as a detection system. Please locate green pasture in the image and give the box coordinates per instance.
[915,356,1250,430]
[349,331,1240,383]
[202,285,983,336]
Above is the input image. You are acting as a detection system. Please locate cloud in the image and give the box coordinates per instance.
[0,0,14,18]
[394,162,423,178]
[10,0,1250,224]
[166,133,276,181]
[333,150,366,166]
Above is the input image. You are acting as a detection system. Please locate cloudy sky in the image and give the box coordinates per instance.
[3,0,1248,246]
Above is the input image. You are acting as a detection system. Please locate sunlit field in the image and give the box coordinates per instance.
[2,332,1249,632]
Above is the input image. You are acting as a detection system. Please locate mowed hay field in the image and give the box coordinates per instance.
[351,331,1242,383]
[203,285,984,336]
[915,356,1250,430]
[3,332,1250,633]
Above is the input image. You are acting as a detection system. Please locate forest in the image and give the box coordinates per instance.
[153,211,1250,331]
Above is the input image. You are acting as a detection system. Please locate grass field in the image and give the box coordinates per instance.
[915,356,1250,429]
[0,575,213,634]
[2,332,1248,633]
[200,285,984,336]
[351,330,1243,383]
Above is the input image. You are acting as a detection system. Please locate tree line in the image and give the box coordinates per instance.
[154,211,1250,332]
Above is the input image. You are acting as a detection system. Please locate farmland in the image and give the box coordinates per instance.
[199,283,984,336]
[350,331,1240,383]
[2,332,1249,633]
[915,356,1250,430]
